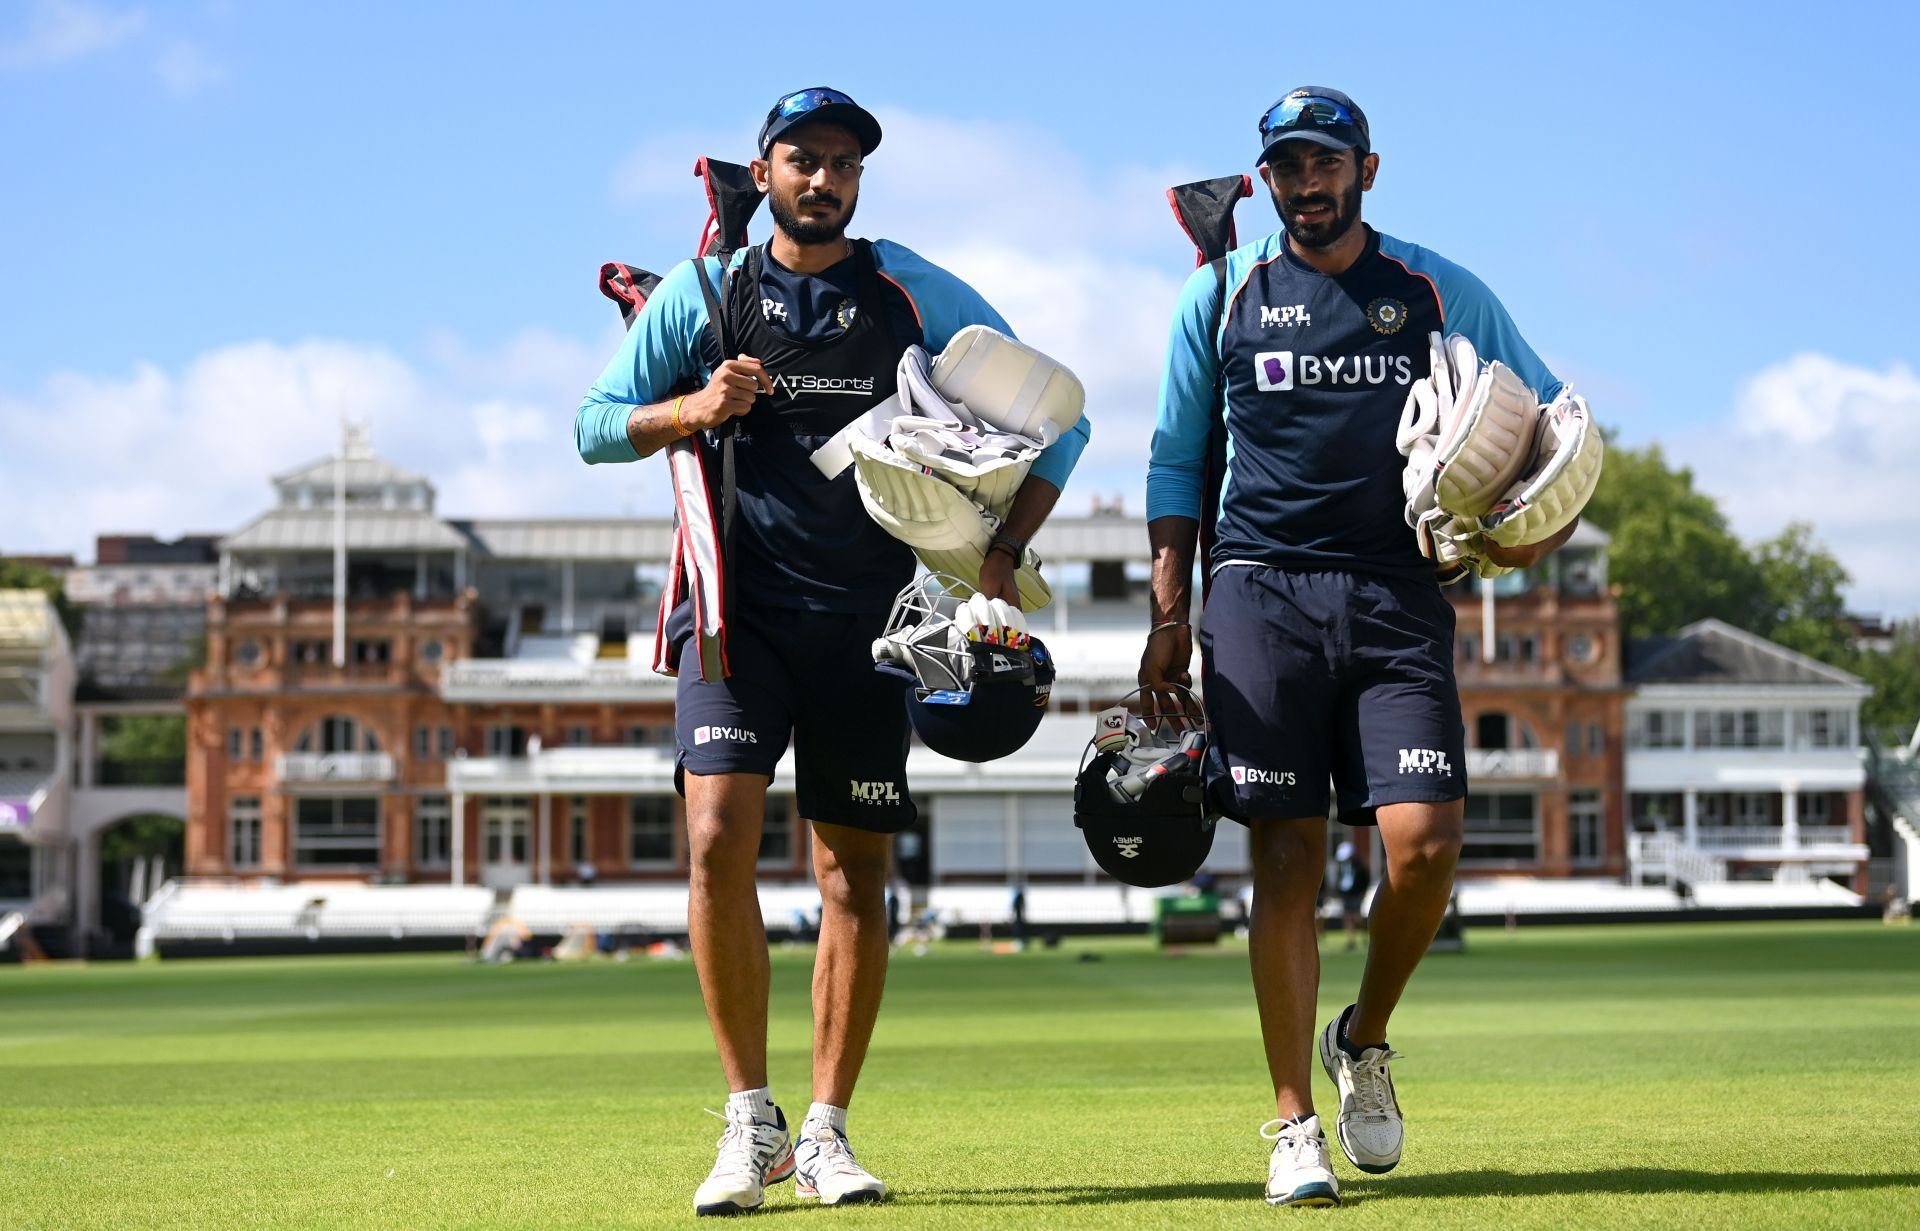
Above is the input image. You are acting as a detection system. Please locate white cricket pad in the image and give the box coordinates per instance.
[1399,332,1543,523]
[886,415,1036,519]
[848,439,1053,609]
[1481,392,1604,548]
[929,325,1085,441]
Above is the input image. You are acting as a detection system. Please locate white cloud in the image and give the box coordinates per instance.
[0,333,650,557]
[1680,354,1920,616]
[0,0,145,71]
[608,130,738,206]
[153,37,220,95]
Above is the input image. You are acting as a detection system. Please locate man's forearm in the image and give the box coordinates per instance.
[1148,515,1199,625]
[624,399,692,460]
[997,477,1062,546]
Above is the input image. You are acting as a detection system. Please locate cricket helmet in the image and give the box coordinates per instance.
[1073,687,1218,888]
[872,573,1054,763]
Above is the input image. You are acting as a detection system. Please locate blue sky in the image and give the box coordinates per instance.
[4,0,1918,612]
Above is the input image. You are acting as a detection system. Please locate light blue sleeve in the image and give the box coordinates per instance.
[873,240,1091,492]
[1145,261,1225,521]
[1380,236,1563,401]
[573,256,722,464]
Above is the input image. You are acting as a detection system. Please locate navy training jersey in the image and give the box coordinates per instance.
[577,239,1093,612]
[1146,226,1561,580]
[751,246,918,343]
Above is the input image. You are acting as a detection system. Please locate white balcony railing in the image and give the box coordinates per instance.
[1466,748,1560,779]
[1692,825,1855,850]
[276,752,396,783]
[439,658,674,702]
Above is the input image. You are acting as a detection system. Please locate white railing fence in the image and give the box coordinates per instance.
[1691,825,1855,850]
[1628,832,1728,887]
[276,752,396,782]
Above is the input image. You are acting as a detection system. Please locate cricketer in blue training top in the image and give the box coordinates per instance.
[1136,86,1578,1210]
[571,87,1089,1218]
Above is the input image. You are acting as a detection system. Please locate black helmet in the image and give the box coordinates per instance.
[1073,688,1218,887]
[872,574,1053,763]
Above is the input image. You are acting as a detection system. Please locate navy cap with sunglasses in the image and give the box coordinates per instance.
[758,86,884,158]
[1257,86,1370,164]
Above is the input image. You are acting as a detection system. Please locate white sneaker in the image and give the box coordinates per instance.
[1262,1114,1340,1208]
[693,1104,794,1216]
[1318,1008,1405,1173]
[794,1122,888,1206]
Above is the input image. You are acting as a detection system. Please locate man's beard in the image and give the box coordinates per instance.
[1276,175,1363,250]
[769,188,857,246]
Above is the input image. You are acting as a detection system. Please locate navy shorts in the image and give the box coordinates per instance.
[674,601,915,833]
[1200,565,1466,825]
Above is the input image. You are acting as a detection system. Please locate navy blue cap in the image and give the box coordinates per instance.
[759,86,883,157]
[1258,87,1370,163]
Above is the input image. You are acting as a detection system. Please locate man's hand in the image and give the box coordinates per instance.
[682,354,770,432]
[976,548,1020,607]
[1137,623,1194,716]
[1481,518,1580,570]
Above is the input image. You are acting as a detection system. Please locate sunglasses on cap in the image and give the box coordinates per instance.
[1259,95,1367,148]
[768,87,859,123]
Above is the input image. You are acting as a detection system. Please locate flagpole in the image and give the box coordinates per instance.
[1481,574,1495,663]
[333,419,347,668]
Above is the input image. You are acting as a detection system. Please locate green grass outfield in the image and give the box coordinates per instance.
[4,921,1918,1229]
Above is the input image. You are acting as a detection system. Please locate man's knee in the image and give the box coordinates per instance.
[1251,820,1327,894]
[1387,809,1462,883]
[685,806,759,886]
[815,829,890,914]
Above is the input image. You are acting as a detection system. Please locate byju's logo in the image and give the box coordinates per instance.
[1260,304,1311,328]
[1255,352,1416,392]
[1397,747,1452,775]
[1254,351,1294,391]
[694,725,759,746]
[850,780,902,804]
[1231,766,1298,787]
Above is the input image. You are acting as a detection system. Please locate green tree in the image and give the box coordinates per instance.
[1855,620,1920,737]
[99,814,185,864]
[96,714,187,786]
[0,558,80,642]
[1583,442,1766,641]
[99,714,187,762]
[1752,523,1853,661]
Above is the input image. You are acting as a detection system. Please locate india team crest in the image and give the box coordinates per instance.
[835,298,860,330]
[1367,297,1408,335]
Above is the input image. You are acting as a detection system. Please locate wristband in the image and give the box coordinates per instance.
[987,540,1021,563]
[1149,620,1190,636]
[670,395,693,437]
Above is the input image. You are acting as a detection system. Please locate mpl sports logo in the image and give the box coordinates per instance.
[1397,747,1453,775]
[1260,304,1312,329]
[693,725,759,746]
[1254,351,1417,392]
[1231,766,1298,787]
[768,372,877,398]
[850,780,902,804]
[760,297,789,322]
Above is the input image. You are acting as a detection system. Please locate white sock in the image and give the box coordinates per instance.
[804,1102,848,1135]
[726,1087,777,1123]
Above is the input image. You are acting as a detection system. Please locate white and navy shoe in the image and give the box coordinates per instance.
[1318,1006,1405,1174]
[1262,1113,1340,1208]
[794,1122,888,1206]
[694,1104,795,1216]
